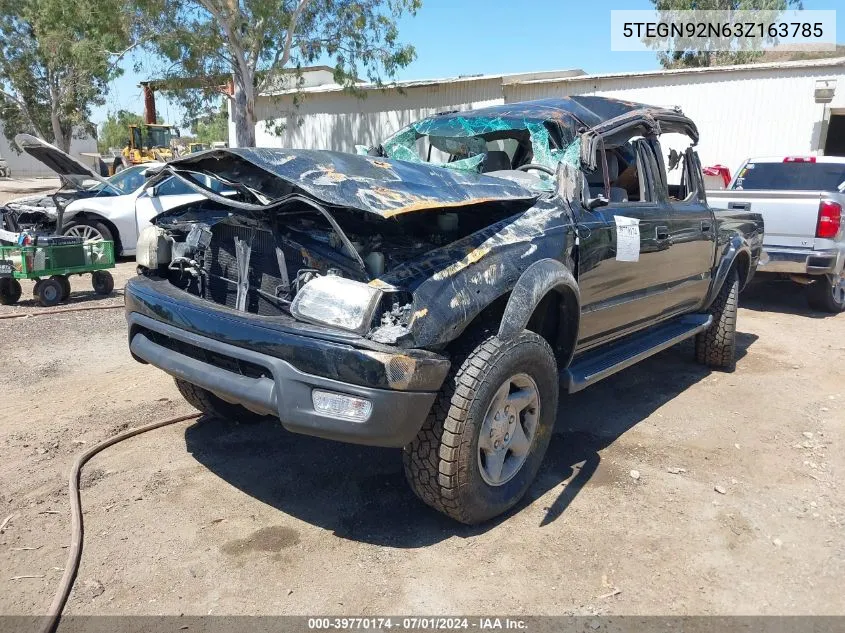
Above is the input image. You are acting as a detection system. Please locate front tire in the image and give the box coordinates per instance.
[403,331,558,524]
[174,378,267,424]
[0,278,21,305]
[35,278,63,307]
[62,220,113,244]
[807,272,845,313]
[695,268,738,371]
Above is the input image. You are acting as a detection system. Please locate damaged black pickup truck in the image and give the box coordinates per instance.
[125,96,763,524]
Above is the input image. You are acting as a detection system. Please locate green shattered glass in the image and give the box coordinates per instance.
[381,115,581,177]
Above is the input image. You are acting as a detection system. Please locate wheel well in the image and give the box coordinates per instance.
[66,213,123,255]
[525,286,579,368]
[733,251,750,289]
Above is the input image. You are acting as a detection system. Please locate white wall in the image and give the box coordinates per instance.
[504,65,845,177]
[0,125,98,178]
[250,78,505,152]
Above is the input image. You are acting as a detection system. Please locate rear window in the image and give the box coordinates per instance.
[733,162,845,191]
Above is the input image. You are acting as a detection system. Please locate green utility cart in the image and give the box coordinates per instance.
[0,239,115,307]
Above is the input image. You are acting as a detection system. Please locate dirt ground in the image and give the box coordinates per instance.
[0,261,841,617]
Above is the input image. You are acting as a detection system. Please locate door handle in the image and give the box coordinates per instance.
[728,202,751,211]
[701,220,712,232]
[655,226,669,240]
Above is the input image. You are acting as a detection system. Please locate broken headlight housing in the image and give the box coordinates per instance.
[290,275,383,335]
[136,225,172,270]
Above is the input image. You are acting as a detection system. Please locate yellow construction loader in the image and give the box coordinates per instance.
[110,123,180,174]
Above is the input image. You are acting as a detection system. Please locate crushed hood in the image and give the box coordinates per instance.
[14,134,108,189]
[165,148,539,217]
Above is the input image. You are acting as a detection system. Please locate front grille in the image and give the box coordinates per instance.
[139,327,268,379]
[202,224,290,316]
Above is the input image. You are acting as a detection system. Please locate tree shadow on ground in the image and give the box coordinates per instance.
[184,332,757,548]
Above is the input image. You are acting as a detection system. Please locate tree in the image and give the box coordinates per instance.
[139,0,420,148]
[97,110,145,154]
[194,108,229,145]
[649,0,804,69]
[0,0,138,152]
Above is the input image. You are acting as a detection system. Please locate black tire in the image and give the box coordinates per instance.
[174,378,267,424]
[62,219,114,244]
[91,270,114,295]
[695,268,738,371]
[403,331,559,524]
[35,278,63,307]
[0,278,21,305]
[806,273,845,313]
[50,275,71,300]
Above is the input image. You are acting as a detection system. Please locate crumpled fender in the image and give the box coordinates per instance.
[498,258,580,368]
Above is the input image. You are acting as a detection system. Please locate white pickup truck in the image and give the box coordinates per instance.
[708,155,845,312]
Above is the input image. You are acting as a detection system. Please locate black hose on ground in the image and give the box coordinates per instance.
[40,413,199,633]
[0,304,124,319]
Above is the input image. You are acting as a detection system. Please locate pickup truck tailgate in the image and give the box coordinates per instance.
[707,190,824,249]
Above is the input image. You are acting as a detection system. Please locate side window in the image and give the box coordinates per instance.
[154,177,192,197]
[585,138,663,204]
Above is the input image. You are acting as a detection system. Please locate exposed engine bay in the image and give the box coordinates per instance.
[139,193,521,342]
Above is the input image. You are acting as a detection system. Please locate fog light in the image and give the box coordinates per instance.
[312,390,372,421]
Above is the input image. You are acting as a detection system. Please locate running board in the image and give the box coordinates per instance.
[562,313,713,393]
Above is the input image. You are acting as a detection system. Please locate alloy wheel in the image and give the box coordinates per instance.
[477,373,541,486]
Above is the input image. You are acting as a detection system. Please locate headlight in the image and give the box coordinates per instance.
[136,225,171,269]
[290,275,382,335]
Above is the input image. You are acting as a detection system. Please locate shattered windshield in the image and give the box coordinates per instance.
[377,114,582,190]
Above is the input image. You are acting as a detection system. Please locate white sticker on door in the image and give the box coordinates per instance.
[614,215,640,262]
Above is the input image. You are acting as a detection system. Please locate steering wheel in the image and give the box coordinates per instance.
[517,163,555,175]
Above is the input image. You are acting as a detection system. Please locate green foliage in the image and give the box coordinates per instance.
[97,110,145,154]
[0,0,137,152]
[137,0,421,146]
[194,108,228,145]
[649,0,804,68]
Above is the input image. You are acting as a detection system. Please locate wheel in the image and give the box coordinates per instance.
[695,268,738,371]
[174,378,267,423]
[0,278,21,305]
[35,278,63,307]
[403,331,558,524]
[91,270,114,295]
[807,272,845,313]
[50,275,71,300]
[62,220,113,244]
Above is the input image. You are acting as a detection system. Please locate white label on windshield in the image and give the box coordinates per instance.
[615,215,640,262]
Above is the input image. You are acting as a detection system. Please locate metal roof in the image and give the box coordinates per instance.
[510,56,845,87]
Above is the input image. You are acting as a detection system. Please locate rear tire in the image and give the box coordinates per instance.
[403,331,558,524]
[807,273,845,313]
[174,378,267,424]
[695,268,738,371]
[0,278,21,305]
[91,270,114,295]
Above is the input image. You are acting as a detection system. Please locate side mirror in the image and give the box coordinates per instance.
[587,195,609,210]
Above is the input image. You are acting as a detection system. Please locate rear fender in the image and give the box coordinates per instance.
[702,235,750,309]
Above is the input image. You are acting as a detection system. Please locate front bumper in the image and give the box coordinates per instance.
[125,276,449,447]
[757,246,844,276]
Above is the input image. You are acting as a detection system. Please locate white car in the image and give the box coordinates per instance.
[13,135,224,256]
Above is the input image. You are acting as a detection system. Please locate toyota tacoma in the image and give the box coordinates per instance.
[125,97,764,524]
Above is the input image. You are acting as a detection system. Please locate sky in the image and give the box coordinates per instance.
[90,0,845,127]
